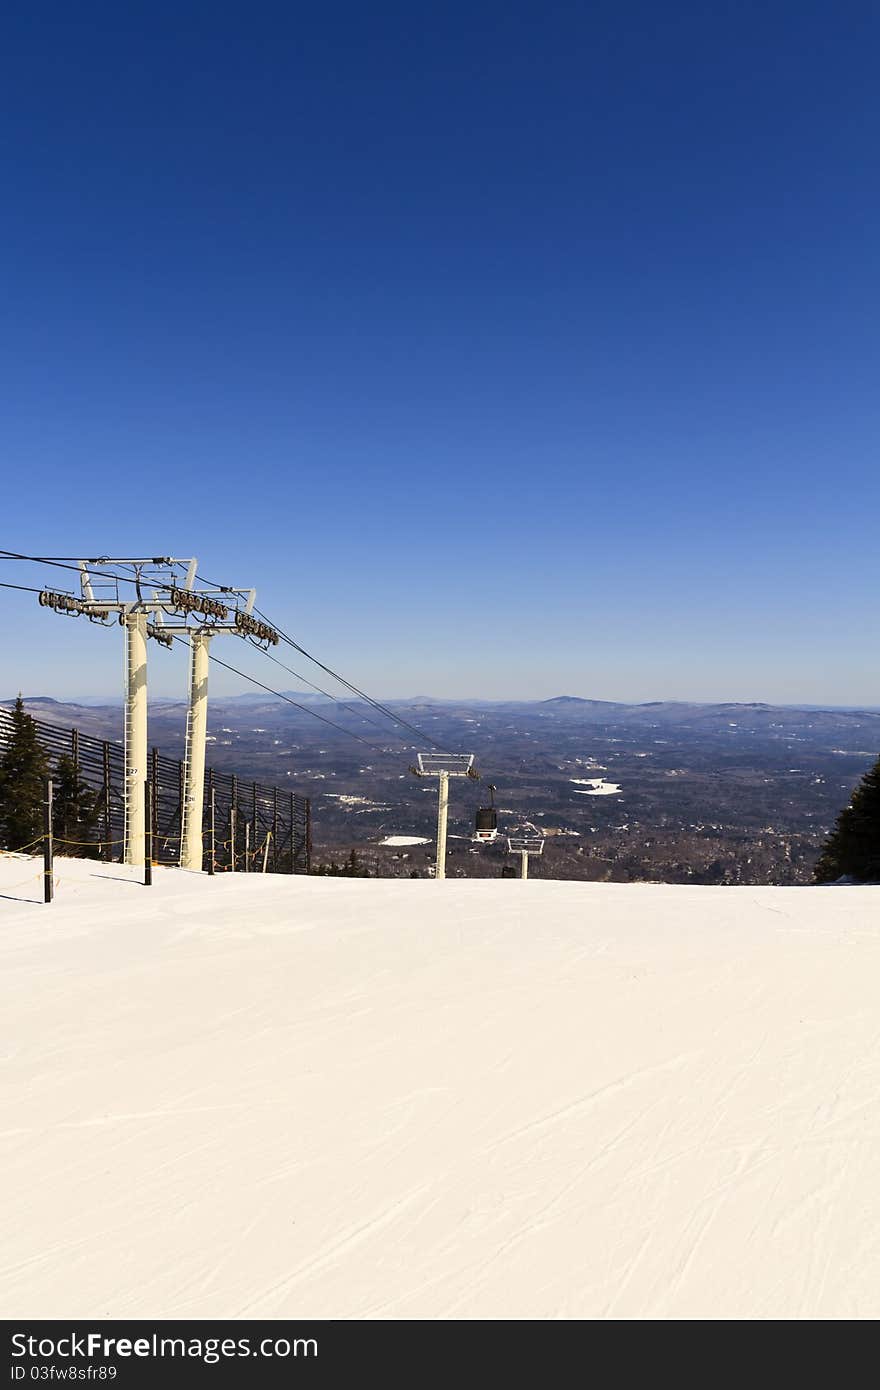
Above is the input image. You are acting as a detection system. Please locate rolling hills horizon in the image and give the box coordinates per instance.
[7,692,880,716]
[4,691,879,887]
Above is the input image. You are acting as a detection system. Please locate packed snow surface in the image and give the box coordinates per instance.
[3,857,880,1320]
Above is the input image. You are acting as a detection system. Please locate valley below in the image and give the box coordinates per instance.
[12,693,880,886]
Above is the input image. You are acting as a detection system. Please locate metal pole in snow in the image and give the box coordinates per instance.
[435,770,449,880]
[144,779,153,886]
[208,775,215,876]
[124,613,148,867]
[43,778,53,904]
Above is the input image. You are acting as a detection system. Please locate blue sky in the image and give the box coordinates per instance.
[2,1,879,703]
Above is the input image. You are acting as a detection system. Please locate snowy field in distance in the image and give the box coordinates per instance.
[2,857,880,1320]
[571,777,622,795]
[380,835,431,846]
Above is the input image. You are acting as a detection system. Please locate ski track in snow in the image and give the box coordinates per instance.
[2,858,880,1319]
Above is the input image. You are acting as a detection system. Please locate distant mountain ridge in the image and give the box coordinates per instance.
[6,695,880,733]
[542,695,620,707]
[7,695,880,739]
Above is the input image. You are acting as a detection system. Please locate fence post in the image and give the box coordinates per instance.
[144,779,153,887]
[231,775,238,872]
[0,712,310,890]
[43,778,53,904]
[102,741,112,862]
[151,747,159,861]
[178,756,185,859]
[208,777,215,876]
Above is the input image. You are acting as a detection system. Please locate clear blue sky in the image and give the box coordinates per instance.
[2,1,878,703]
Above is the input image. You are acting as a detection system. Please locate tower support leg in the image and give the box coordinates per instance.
[435,770,449,880]
[124,614,148,867]
[181,630,211,871]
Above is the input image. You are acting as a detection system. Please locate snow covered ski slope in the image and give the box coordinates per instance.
[2,857,879,1319]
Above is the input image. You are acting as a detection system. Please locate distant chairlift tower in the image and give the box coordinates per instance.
[507,830,544,880]
[410,753,478,880]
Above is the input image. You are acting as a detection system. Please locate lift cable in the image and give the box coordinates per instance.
[1,571,492,802]
[254,608,454,754]
[1,551,457,756]
[250,640,410,738]
[173,561,454,755]
[166,634,394,756]
[0,567,401,756]
[0,551,148,588]
[0,579,45,595]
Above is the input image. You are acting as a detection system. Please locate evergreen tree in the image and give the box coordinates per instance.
[311,849,369,878]
[54,754,100,857]
[814,755,880,883]
[311,858,342,877]
[0,695,50,851]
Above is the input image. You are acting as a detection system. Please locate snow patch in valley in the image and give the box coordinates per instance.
[571,777,622,795]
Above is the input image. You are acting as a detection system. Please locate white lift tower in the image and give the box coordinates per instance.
[410,753,478,880]
[36,558,279,872]
[38,558,188,866]
[507,830,544,880]
[163,578,278,872]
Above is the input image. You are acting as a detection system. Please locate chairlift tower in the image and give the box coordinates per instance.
[147,576,278,873]
[507,830,544,880]
[410,753,478,880]
[37,558,193,866]
[35,557,279,872]
[182,627,211,871]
